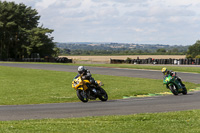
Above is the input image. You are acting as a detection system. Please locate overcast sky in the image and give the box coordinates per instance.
[4,0,200,45]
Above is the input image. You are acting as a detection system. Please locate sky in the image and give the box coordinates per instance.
[3,0,200,45]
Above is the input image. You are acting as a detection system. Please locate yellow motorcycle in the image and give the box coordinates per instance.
[72,75,108,102]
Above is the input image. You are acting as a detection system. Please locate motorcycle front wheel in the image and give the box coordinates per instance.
[169,85,178,95]
[98,88,108,101]
[77,89,88,102]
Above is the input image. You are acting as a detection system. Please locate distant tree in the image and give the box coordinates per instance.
[167,48,178,54]
[157,48,166,53]
[186,54,192,59]
[171,48,179,53]
[187,40,200,58]
[63,48,71,55]
[195,55,200,59]
[136,49,143,54]
[0,1,55,59]
[53,47,61,57]
[25,27,55,57]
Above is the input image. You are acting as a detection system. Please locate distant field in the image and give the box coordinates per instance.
[59,55,186,63]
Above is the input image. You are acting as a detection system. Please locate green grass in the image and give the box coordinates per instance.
[0,66,199,105]
[1,110,200,132]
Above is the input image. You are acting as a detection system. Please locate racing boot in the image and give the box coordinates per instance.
[177,78,185,88]
[94,81,99,87]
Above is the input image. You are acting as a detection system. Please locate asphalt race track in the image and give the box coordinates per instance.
[0,63,199,84]
[0,63,200,121]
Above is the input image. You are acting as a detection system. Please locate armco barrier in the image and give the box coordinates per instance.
[110,58,200,65]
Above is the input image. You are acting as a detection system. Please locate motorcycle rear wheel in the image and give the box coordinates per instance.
[77,90,88,102]
[169,85,178,95]
[98,88,108,101]
[182,87,187,95]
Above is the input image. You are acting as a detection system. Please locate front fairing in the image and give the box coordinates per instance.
[72,76,91,91]
[163,75,173,85]
[72,77,83,90]
[163,75,182,90]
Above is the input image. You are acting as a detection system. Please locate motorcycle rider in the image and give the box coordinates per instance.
[74,66,98,87]
[161,67,185,87]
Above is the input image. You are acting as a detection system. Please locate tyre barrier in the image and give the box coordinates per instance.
[110,58,200,65]
[55,57,72,63]
[110,59,125,64]
[21,58,44,62]
[2,57,72,63]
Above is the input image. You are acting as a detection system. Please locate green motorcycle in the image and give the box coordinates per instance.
[163,75,187,95]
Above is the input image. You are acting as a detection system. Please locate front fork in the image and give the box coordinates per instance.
[78,86,88,99]
[81,90,87,99]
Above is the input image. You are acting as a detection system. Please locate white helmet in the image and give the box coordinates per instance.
[78,66,85,74]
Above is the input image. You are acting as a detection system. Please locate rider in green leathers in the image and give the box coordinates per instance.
[162,67,185,87]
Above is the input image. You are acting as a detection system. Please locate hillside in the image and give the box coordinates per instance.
[56,42,188,55]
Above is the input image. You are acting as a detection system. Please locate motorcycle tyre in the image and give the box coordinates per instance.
[182,87,187,95]
[169,85,178,95]
[98,88,108,101]
[77,89,88,103]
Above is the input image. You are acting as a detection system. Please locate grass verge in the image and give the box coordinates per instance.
[1,110,200,132]
[0,66,199,105]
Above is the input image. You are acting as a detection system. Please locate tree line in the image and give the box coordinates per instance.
[57,43,188,56]
[57,42,200,58]
[0,1,56,60]
[187,40,200,58]
[58,48,186,56]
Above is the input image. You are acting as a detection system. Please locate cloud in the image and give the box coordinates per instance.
[3,0,200,45]
[3,0,40,6]
[35,0,57,9]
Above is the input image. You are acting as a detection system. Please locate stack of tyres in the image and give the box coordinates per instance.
[195,58,200,65]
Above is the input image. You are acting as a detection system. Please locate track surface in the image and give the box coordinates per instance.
[0,63,200,121]
[0,63,199,83]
